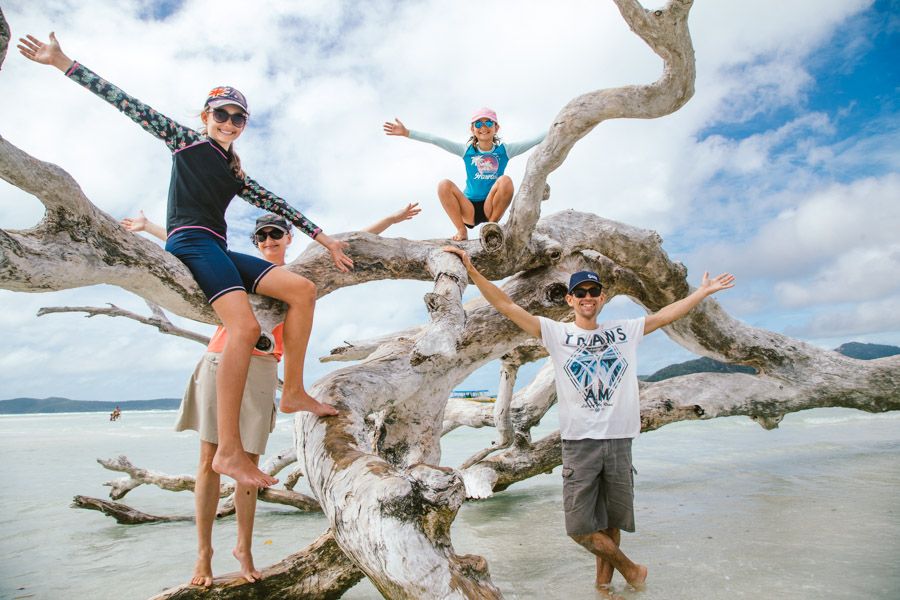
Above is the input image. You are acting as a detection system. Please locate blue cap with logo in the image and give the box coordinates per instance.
[567,271,602,294]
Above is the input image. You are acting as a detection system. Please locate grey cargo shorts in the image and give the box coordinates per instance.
[561,437,635,536]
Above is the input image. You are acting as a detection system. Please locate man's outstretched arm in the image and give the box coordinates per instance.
[444,246,541,338]
[644,272,735,335]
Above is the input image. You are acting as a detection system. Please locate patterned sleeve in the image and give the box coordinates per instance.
[238,177,322,240]
[64,62,201,153]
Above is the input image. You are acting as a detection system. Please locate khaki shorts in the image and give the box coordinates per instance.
[174,352,278,456]
[561,438,635,536]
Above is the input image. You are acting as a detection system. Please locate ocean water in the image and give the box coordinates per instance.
[1,407,898,599]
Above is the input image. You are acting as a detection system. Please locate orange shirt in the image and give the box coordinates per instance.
[206,323,284,362]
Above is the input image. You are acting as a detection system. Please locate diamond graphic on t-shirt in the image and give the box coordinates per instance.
[564,344,628,409]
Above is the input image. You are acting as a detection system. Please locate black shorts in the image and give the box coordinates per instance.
[166,227,277,304]
[464,199,489,229]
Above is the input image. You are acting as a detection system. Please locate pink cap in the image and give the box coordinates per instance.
[470,107,498,124]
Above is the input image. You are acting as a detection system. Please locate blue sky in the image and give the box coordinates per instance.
[0,0,898,400]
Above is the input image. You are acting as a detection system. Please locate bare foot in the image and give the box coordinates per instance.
[626,564,648,590]
[595,584,624,600]
[451,228,468,241]
[212,448,278,487]
[280,389,339,416]
[190,548,213,587]
[233,547,262,583]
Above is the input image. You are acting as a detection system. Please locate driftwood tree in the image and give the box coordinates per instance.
[2,1,899,598]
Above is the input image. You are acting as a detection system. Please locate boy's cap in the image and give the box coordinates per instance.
[254,214,291,234]
[567,271,602,293]
[470,107,498,124]
[206,86,250,115]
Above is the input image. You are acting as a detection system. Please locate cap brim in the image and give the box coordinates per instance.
[254,224,290,234]
[208,99,249,114]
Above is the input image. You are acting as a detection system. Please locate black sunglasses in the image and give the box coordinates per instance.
[209,108,248,128]
[571,286,602,298]
[254,228,286,242]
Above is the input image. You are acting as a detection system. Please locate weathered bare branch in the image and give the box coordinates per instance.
[72,495,193,525]
[38,302,210,345]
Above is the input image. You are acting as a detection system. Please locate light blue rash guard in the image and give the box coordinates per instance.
[407,129,546,201]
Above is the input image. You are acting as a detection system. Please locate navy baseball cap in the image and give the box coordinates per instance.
[567,271,602,293]
[206,86,250,114]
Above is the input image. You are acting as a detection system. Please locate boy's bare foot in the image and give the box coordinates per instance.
[233,547,262,583]
[280,389,339,416]
[451,228,468,241]
[212,448,278,487]
[626,564,648,590]
[190,548,214,587]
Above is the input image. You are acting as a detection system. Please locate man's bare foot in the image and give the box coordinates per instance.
[626,564,648,590]
[451,228,468,241]
[212,448,278,487]
[190,548,214,587]
[233,547,262,583]
[280,388,339,416]
[595,584,624,600]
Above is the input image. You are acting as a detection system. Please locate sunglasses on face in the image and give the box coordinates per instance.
[254,228,286,242]
[473,119,495,129]
[571,286,602,298]
[209,108,248,128]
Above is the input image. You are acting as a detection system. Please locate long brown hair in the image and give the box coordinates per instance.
[467,133,501,148]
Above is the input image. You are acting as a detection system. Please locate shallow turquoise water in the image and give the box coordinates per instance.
[1,407,898,599]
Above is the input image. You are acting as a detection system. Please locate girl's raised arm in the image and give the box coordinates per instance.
[383,118,467,157]
[238,178,353,272]
[18,32,200,153]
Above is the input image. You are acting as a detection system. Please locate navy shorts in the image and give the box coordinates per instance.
[464,199,489,229]
[166,227,277,304]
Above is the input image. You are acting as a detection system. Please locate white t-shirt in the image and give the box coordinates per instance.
[539,316,645,440]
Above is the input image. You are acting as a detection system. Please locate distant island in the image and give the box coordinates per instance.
[640,341,899,382]
[2,342,898,415]
[0,396,180,415]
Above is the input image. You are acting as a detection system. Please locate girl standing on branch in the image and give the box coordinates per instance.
[384,109,545,240]
[19,32,348,489]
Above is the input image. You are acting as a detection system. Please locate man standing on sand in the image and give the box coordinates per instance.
[444,246,734,591]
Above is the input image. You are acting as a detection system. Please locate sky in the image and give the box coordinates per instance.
[0,0,898,401]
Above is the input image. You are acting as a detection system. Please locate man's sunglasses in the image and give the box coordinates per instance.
[571,286,602,298]
[473,119,495,129]
[209,108,248,128]
[254,228,286,242]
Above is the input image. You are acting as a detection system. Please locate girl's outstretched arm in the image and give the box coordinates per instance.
[384,117,467,157]
[504,131,547,158]
[238,178,353,272]
[18,32,200,152]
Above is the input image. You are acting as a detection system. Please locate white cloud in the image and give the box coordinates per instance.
[787,296,900,339]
